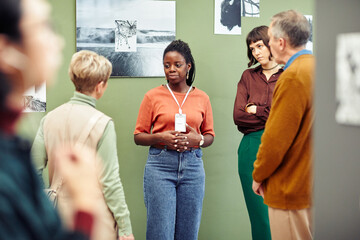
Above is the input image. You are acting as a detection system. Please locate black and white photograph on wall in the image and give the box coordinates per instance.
[336,32,360,126]
[214,0,241,35]
[305,15,313,51]
[76,0,176,77]
[23,83,46,112]
[241,0,259,17]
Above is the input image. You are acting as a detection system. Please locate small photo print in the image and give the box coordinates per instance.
[336,32,360,126]
[23,83,46,112]
[115,20,137,52]
[214,0,241,35]
[304,15,313,51]
[241,0,259,17]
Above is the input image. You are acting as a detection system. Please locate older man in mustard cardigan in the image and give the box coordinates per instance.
[252,10,314,240]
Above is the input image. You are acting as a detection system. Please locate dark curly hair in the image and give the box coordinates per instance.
[163,40,196,86]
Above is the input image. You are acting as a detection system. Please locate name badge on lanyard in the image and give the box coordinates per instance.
[175,113,186,132]
[166,84,192,132]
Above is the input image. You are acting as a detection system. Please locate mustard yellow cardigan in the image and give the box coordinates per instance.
[253,54,315,210]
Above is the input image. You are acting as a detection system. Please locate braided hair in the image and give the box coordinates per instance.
[163,40,196,86]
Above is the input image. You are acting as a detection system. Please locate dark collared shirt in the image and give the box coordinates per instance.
[233,65,283,134]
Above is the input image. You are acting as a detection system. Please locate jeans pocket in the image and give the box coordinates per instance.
[193,148,203,160]
[148,147,163,156]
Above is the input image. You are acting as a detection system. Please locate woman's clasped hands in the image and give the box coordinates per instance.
[161,124,202,152]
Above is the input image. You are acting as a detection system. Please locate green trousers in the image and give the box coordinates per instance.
[238,130,271,240]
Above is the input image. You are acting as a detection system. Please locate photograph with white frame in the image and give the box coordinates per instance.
[214,0,241,35]
[241,0,259,17]
[305,15,313,51]
[336,32,360,126]
[23,83,46,112]
[115,20,137,52]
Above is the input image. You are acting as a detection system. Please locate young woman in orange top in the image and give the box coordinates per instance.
[134,40,215,240]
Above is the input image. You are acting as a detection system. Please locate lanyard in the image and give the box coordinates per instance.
[166,84,192,114]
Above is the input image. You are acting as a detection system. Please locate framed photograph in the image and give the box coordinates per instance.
[241,0,260,17]
[305,15,313,51]
[336,32,360,126]
[23,83,46,112]
[76,0,176,77]
[214,0,241,35]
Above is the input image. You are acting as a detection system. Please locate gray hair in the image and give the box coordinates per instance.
[270,10,310,48]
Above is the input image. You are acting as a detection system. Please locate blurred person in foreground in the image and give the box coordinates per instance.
[32,50,134,240]
[252,10,314,240]
[0,0,100,239]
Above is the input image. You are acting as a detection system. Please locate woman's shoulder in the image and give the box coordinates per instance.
[245,65,262,74]
[240,65,261,78]
[192,87,210,99]
[239,66,261,83]
[144,85,166,96]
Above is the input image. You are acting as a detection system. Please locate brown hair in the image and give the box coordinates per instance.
[68,50,112,94]
[246,25,271,67]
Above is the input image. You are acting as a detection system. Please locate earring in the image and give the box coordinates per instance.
[186,71,189,80]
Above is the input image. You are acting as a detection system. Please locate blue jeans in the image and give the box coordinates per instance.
[144,147,205,240]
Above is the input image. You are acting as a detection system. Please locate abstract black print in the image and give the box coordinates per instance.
[214,0,241,35]
[241,0,259,17]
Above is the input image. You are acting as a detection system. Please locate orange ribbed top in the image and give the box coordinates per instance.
[134,85,215,138]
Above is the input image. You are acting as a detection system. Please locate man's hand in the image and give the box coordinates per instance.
[252,180,264,198]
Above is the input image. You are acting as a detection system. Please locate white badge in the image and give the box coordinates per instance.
[175,113,186,132]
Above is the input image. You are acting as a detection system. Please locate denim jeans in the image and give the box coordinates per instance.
[144,147,205,240]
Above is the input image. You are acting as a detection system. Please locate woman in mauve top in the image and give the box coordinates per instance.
[134,40,215,240]
[233,26,282,240]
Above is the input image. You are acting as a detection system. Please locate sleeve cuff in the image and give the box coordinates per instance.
[255,106,266,117]
[117,217,133,236]
[252,171,262,183]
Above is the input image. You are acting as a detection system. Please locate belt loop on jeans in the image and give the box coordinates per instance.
[151,144,198,152]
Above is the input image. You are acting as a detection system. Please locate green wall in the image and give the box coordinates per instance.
[19,0,313,239]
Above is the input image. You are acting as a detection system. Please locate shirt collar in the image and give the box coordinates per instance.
[253,64,284,74]
[284,49,312,70]
[70,91,97,108]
